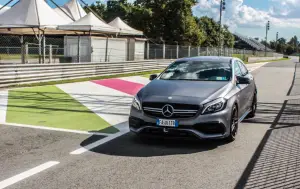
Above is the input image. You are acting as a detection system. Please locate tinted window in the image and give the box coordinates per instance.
[238,61,248,76]
[234,61,242,76]
[159,60,232,81]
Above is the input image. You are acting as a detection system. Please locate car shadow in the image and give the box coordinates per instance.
[80,132,228,157]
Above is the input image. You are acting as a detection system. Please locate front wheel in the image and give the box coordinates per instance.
[247,93,257,119]
[226,105,239,142]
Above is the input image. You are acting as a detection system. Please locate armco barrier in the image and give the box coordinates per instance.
[0,60,174,88]
[247,56,283,63]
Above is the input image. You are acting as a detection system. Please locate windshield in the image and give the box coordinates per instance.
[159,60,232,81]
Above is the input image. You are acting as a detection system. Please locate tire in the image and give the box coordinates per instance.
[247,92,257,119]
[226,105,239,142]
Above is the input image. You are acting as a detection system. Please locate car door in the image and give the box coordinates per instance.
[233,60,248,116]
[238,60,255,111]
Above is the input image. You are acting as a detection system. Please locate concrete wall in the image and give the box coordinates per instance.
[248,56,283,63]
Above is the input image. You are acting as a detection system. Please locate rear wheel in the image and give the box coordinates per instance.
[247,93,257,118]
[226,105,239,142]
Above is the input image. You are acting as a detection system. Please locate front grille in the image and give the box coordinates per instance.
[142,102,200,119]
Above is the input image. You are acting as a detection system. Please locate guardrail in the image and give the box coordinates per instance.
[0,60,174,88]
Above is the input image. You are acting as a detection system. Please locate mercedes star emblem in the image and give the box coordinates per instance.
[162,104,174,117]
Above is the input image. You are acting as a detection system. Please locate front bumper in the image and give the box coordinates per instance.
[129,107,232,140]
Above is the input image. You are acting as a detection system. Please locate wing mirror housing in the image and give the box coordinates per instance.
[149,74,158,81]
[236,76,250,84]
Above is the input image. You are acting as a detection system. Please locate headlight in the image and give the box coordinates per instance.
[132,96,141,111]
[202,98,227,114]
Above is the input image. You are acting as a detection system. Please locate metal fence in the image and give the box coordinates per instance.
[0,35,279,64]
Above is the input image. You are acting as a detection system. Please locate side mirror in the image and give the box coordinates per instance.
[236,76,250,84]
[149,74,158,81]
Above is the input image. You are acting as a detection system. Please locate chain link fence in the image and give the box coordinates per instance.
[0,35,279,64]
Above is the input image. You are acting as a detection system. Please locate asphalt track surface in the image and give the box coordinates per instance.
[0,59,297,189]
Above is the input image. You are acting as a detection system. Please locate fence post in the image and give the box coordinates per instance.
[20,36,25,64]
[243,49,246,61]
[206,47,209,56]
[105,37,109,62]
[42,33,46,64]
[25,43,28,63]
[78,36,81,63]
[162,43,166,59]
[146,41,150,60]
[176,45,179,59]
[197,46,200,56]
[49,45,52,63]
[38,37,42,64]
[188,46,191,57]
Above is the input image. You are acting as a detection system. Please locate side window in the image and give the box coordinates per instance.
[234,61,242,76]
[238,61,248,76]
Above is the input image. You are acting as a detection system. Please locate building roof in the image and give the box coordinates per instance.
[108,17,143,35]
[58,12,119,33]
[54,0,86,22]
[0,5,10,15]
[0,0,69,27]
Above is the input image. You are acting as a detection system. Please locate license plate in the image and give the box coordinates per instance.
[156,119,179,127]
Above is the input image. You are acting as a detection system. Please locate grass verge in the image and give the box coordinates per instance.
[248,57,290,64]
[6,85,118,133]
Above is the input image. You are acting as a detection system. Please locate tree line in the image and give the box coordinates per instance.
[85,0,235,47]
[262,36,299,55]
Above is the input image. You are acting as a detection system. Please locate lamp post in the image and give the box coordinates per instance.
[265,20,270,57]
[275,32,278,51]
[218,0,226,56]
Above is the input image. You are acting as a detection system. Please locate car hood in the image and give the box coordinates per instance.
[140,80,231,105]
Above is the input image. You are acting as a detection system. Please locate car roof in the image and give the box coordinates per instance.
[175,56,235,63]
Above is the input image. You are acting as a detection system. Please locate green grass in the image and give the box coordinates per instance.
[8,69,163,89]
[6,85,118,133]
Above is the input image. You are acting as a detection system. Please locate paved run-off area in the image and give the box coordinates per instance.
[0,60,297,189]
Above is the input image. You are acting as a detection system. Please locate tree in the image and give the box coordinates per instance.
[133,0,205,45]
[84,0,233,47]
[197,17,219,47]
[222,25,234,48]
[84,1,106,19]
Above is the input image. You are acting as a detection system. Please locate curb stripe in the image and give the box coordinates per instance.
[92,79,144,96]
[0,90,8,123]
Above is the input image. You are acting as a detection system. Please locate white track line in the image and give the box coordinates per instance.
[247,62,268,72]
[70,130,129,155]
[0,122,111,136]
[0,90,8,123]
[0,161,59,189]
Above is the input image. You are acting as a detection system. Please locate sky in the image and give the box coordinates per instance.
[1,0,300,41]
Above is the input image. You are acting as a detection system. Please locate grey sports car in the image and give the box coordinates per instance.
[129,56,257,142]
